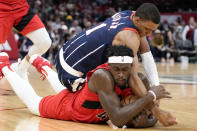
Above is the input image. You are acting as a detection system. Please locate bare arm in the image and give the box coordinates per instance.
[128,56,147,97]
[139,36,151,54]
[88,69,170,127]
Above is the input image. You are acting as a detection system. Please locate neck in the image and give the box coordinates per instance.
[132,16,141,36]
[132,15,136,27]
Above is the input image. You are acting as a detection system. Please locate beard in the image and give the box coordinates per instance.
[116,81,128,89]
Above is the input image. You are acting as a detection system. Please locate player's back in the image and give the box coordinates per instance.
[58,10,137,75]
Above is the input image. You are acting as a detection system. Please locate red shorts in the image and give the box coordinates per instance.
[39,89,73,121]
[0,0,44,43]
[39,85,106,123]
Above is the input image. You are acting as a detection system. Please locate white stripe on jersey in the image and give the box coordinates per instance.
[64,34,85,53]
[59,48,83,77]
[65,41,87,60]
[72,44,105,68]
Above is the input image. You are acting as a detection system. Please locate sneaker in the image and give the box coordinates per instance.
[30,54,52,80]
[0,52,11,79]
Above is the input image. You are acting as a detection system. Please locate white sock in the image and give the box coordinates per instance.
[19,57,30,72]
[2,66,42,116]
[42,66,65,93]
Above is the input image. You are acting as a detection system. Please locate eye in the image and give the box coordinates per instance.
[122,67,129,72]
[112,67,119,72]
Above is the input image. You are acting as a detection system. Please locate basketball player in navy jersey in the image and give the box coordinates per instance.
[56,3,159,93]
[55,3,176,126]
[0,46,177,128]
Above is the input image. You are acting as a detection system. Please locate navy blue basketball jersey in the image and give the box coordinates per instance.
[56,10,138,90]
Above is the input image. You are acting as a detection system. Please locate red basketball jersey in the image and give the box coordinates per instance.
[39,63,133,123]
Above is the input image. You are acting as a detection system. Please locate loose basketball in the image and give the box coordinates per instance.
[121,95,137,106]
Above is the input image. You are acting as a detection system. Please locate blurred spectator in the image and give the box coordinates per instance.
[61,25,70,43]
[193,23,197,54]
[182,17,196,43]
[150,29,166,63]
[70,20,82,34]
[160,19,171,32]
[18,35,33,59]
[173,17,184,43]
[69,27,77,39]
[166,40,178,65]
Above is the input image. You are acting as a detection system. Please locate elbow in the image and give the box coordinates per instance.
[109,113,127,128]
[110,119,125,128]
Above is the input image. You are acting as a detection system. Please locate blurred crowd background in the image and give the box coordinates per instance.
[14,0,197,65]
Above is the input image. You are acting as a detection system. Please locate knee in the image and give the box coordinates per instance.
[28,107,40,116]
[38,36,52,53]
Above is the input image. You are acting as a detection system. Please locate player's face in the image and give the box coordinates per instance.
[109,63,131,87]
[137,19,159,37]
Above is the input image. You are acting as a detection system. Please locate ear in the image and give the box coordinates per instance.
[108,63,111,68]
[134,16,141,23]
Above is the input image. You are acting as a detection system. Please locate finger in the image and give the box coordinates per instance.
[168,119,178,126]
[160,120,168,126]
[164,91,170,95]
[163,95,172,99]
[175,118,178,124]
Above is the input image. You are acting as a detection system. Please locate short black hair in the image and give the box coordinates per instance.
[106,45,134,58]
[135,3,160,24]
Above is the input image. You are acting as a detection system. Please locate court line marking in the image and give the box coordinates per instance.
[0,107,27,111]
[161,82,197,85]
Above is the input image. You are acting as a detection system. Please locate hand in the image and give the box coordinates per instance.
[149,85,171,100]
[152,107,178,126]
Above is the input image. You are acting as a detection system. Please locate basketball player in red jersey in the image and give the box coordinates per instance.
[0,45,177,128]
[0,0,51,79]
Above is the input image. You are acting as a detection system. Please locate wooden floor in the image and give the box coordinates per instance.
[0,63,197,131]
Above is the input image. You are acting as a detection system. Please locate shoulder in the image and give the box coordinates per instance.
[88,68,114,93]
[119,30,139,38]
[90,68,112,82]
[115,30,140,47]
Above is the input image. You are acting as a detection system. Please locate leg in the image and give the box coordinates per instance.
[12,28,52,79]
[2,66,42,115]
[30,55,65,93]
[25,28,52,57]
[42,66,65,93]
[0,52,42,116]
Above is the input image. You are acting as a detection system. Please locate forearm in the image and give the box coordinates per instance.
[110,93,154,127]
[129,73,147,97]
[141,51,160,86]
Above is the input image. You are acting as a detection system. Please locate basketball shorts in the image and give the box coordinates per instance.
[0,0,44,43]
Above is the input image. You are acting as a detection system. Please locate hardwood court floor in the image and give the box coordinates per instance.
[0,63,197,131]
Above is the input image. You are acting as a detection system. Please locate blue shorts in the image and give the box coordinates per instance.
[55,49,86,92]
